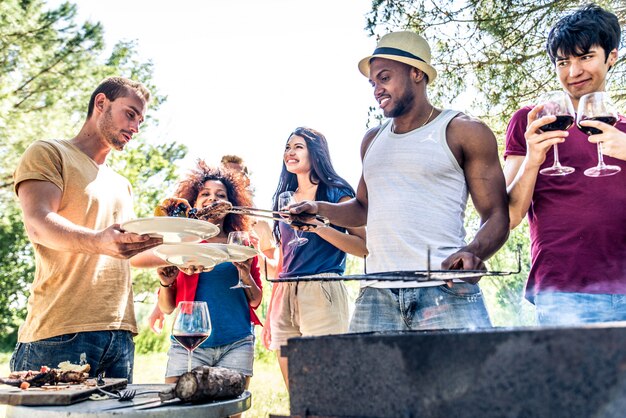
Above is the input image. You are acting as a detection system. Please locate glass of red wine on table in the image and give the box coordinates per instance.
[577,91,621,177]
[172,301,211,372]
[537,91,576,176]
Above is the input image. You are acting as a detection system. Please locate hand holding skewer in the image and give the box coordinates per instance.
[441,251,487,285]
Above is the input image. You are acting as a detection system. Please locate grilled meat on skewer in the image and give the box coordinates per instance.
[192,201,233,221]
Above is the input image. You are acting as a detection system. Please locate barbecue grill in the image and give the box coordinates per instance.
[279,324,626,418]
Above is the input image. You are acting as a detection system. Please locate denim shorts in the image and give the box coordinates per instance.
[10,330,134,381]
[536,291,626,325]
[349,284,492,333]
[165,334,254,378]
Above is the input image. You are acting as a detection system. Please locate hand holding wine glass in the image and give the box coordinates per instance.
[227,231,252,289]
[536,91,576,176]
[577,92,620,177]
[172,301,211,373]
[584,120,626,161]
[278,191,308,247]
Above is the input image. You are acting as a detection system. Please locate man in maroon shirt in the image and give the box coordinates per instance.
[504,4,626,324]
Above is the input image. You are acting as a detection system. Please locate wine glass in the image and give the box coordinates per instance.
[278,191,308,247]
[577,92,621,177]
[537,91,576,176]
[227,231,252,289]
[172,301,211,372]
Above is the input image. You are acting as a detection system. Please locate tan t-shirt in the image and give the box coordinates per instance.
[14,139,137,342]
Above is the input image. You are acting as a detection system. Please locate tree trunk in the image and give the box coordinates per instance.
[173,366,246,403]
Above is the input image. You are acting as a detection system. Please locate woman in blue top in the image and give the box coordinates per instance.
[262,127,367,388]
[132,161,263,388]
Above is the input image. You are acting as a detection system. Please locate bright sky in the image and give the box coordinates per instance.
[51,0,377,207]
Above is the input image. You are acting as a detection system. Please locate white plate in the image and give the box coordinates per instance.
[153,244,229,269]
[121,217,219,243]
[207,243,259,262]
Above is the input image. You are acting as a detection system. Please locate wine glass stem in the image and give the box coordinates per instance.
[596,143,607,168]
[552,144,562,167]
[187,350,192,372]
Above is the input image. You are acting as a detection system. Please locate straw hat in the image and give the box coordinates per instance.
[358,31,437,84]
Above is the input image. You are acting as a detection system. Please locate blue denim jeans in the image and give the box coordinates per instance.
[10,331,134,381]
[166,335,255,378]
[536,292,626,325]
[349,284,492,332]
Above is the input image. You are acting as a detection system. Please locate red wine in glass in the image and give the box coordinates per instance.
[173,333,209,351]
[537,91,576,176]
[577,116,617,135]
[172,301,211,372]
[576,92,620,177]
[540,115,575,132]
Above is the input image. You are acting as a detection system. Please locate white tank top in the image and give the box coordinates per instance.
[363,109,467,288]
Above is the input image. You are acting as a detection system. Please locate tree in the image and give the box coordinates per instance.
[0,0,185,343]
[363,0,626,325]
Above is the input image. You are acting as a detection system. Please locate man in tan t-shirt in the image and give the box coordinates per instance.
[10,77,163,381]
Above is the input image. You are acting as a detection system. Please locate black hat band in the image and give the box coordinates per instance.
[371,47,426,63]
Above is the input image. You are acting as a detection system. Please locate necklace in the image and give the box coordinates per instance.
[420,106,435,128]
[296,184,317,193]
[392,106,436,133]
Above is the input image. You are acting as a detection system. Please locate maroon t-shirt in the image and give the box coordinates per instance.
[505,106,626,301]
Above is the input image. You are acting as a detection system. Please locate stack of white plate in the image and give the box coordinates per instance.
[121,217,258,270]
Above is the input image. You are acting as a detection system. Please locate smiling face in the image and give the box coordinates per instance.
[96,91,146,151]
[555,45,617,107]
[284,135,311,174]
[369,58,418,118]
[194,180,230,212]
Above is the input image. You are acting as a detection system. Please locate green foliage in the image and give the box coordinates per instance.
[0,193,34,345]
[134,325,170,355]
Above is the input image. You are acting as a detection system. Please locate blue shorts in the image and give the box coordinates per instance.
[165,335,254,378]
[349,284,492,332]
[10,331,134,381]
[536,291,626,325]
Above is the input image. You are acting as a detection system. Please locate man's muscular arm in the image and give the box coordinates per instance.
[441,115,509,277]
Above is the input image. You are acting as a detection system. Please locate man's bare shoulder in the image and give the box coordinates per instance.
[360,125,383,158]
[448,112,496,142]
[449,112,493,131]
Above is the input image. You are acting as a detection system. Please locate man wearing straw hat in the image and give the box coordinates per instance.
[293,31,509,332]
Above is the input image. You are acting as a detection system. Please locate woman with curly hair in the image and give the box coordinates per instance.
[262,127,367,388]
[132,160,262,386]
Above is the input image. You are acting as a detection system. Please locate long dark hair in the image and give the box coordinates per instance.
[175,160,254,234]
[271,127,354,242]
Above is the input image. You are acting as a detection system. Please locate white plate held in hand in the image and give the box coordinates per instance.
[121,217,219,243]
[153,244,229,270]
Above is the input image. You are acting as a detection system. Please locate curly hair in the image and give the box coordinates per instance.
[174,159,254,234]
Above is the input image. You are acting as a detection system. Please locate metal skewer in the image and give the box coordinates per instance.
[268,247,523,283]
[228,206,331,228]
